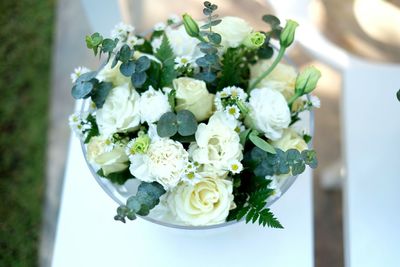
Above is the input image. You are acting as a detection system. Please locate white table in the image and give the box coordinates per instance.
[51,133,314,267]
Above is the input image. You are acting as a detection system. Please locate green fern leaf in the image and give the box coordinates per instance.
[155,35,177,87]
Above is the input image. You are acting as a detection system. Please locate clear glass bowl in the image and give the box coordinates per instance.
[79,49,314,230]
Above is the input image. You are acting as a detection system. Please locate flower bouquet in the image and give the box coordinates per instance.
[69,1,320,228]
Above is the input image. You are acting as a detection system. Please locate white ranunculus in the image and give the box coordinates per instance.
[272,128,308,152]
[96,60,131,87]
[246,88,291,141]
[139,86,171,124]
[190,112,243,176]
[87,136,129,176]
[213,16,253,49]
[173,77,214,121]
[167,177,234,226]
[249,60,297,100]
[129,139,189,190]
[96,83,141,135]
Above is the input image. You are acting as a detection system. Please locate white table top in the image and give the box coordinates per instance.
[52,134,314,267]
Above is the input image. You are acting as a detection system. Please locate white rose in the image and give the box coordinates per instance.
[246,88,291,141]
[87,136,129,176]
[272,128,308,152]
[96,83,141,135]
[190,112,243,176]
[129,139,189,190]
[96,59,131,87]
[139,86,171,124]
[173,77,214,121]
[167,177,234,226]
[249,59,297,100]
[213,16,253,49]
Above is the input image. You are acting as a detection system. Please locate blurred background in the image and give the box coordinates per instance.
[1,0,399,266]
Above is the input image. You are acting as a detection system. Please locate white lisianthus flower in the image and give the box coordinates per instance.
[272,128,308,152]
[129,139,189,190]
[246,88,291,141]
[96,83,141,135]
[96,60,131,87]
[70,66,90,83]
[173,77,214,121]
[250,59,297,100]
[212,16,253,49]
[87,136,129,176]
[190,112,243,176]
[165,25,202,59]
[139,86,171,124]
[167,177,234,226]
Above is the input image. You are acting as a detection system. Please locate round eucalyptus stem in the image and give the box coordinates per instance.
[248,47,286,91]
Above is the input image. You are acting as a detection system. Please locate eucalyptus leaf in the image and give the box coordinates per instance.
[262,15,281,29]
[157,112,178,137]
[249,131,276,154]
[101,38,117,53]
[176,110,198,136]
[75,71,97,83]
[200,19,222,29]
[119,44,133,63]
[135,56,151,72]
[208,32,222,44]
[131,72,147,88]
[119,61,136,77]
[71,82,93,99]
[91,82,113,108]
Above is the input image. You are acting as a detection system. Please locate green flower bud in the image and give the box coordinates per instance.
[280,20,299,48]
[130,134,150,154]
[295,66,321,95]
[182,14,200,38]
[243,32,266,49]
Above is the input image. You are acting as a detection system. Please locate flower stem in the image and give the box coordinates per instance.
[248,47,286,92]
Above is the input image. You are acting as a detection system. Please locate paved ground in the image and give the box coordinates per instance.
[43,0,400,266]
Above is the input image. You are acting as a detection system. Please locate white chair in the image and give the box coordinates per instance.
[51,1,314,266]
[269,0,400,266]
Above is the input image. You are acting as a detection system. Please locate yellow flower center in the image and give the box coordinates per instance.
[228,107,237,115]
[231,164,239,171]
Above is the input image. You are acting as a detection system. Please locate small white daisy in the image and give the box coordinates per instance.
[230,86,247,100]
[182,171,202,185]
[229,160,243,174]
[126,35,145,48]
[234,121,246,134]
[309,95,321,108]
[125,139,136,157]
[225,105,240,119]
[70,66,90,83]
[103,136,115,152]
[154,22,166,31]
[68,113,81,126]
[221,86,232,97]
[168,14,181,24]
[151,37,162,53]
[111,22,135,40]
[174,56,193,69]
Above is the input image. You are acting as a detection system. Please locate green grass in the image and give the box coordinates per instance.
[0,0,54,266]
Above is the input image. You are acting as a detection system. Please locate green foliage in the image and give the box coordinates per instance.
[85,32,118,59]
[248,130,276,154]
[262,14,282,39]
[228,178,283,228]
[217,47,247,90]
[155,35,177,87]
[168,89,176,110]
[91,81,113,108]
[0,0,53,264]
[245,147,318,177]
[303,134,312,144]
[71,73,113,109]
[157,110,198,137]
[97,168,133,185]
[397,89,400,102]
[114,182,166,223]
[193,1,221,84]
[83,114,100,143]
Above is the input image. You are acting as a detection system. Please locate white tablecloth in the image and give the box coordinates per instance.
[52,135,314,267]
